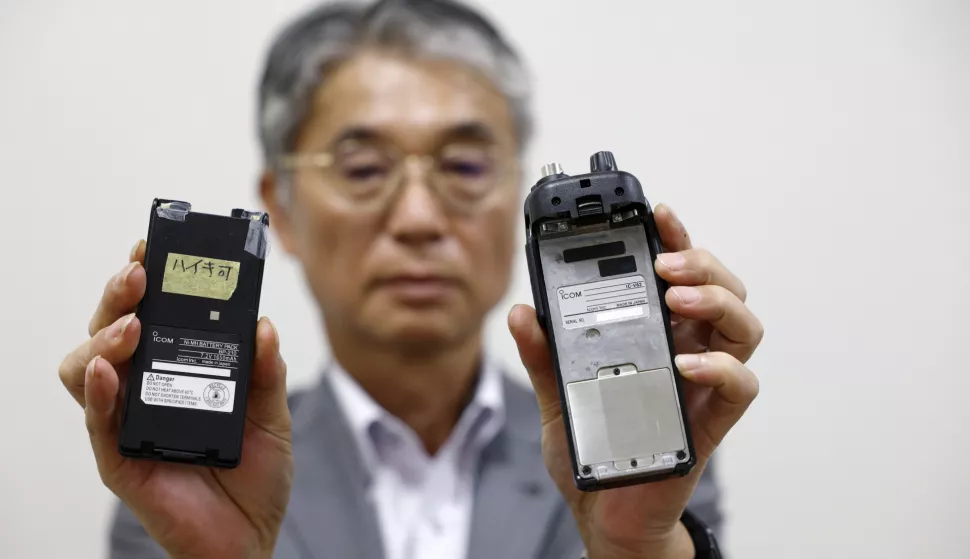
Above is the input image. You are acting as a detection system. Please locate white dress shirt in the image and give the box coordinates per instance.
[328,359,506,559]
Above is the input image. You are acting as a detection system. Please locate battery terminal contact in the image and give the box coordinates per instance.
[611,208,639,224]
[540,220,571,235]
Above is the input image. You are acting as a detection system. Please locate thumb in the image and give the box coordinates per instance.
[245,317,291,440]
[654,203,693,252]
[507,304,561,425]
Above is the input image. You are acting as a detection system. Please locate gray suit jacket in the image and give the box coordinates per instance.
[110,373,722,558]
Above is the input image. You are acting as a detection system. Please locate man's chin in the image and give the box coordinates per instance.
[362,308,471,350]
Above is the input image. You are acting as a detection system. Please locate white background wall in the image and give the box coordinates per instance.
[1,0,968,557]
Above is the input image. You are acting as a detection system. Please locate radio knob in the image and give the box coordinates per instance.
[590,151,617,172]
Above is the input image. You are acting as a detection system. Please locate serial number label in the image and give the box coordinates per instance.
[140,371,236,414]
[557,275,650,330]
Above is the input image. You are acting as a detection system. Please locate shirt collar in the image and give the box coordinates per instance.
[327,356,506,468]
[327,361,386,467]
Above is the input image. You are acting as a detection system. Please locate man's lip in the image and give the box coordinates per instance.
[373,275,460,299]
[376,274,457,284]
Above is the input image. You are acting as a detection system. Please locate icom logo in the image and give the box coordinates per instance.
[152,331,174,344]
[558,289,583,300]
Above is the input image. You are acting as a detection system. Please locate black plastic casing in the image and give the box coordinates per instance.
[523,160,696,491]
[117,199,268,469]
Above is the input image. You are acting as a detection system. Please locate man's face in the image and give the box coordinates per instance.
[265,50,521,351]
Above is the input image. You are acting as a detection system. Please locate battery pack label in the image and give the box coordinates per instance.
[557,275,650,330]
[140,371,236,413]
[162,252,240,301]
[146,325,240,379]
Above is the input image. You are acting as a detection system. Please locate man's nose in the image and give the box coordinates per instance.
[384,163,448,245]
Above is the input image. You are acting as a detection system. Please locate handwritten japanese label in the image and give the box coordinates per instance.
[162,253,240,300]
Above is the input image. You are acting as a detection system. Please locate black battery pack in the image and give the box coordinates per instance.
[118,199,269,469]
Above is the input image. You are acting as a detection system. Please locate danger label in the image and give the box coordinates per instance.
[557,275,650,330]
[140,372,236,414]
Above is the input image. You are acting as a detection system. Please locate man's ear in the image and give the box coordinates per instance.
[259,169,298,256]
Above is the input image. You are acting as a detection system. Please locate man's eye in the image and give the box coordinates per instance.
[343,164,389,181]
[441,159,490,178]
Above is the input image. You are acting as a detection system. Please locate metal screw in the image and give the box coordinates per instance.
[551,197,561,206]
[582,465,591,475]
[631,459,638,467]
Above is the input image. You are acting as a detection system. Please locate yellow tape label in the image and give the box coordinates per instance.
[162,253,240,300]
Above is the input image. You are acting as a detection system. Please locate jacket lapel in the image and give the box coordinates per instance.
[278,371,568,559]
[467,377,566,559]
[280,375,385,559]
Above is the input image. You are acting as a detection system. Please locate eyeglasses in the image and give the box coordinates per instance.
[278,140,519,214]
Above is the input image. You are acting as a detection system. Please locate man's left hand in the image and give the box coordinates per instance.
[508,203,763,559]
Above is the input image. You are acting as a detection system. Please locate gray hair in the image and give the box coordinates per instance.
[257,0,533,179]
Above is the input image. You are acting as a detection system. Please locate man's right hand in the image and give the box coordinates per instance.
[59,240,294,559]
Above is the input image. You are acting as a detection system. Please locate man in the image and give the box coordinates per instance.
[58,1,763,557]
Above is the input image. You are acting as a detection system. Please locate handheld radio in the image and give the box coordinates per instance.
[524,151,695,491]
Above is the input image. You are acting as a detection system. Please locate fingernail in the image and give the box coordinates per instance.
[114,262,137,288]
[108,313,135,340]
[660,203,678,220]
[87,355,101,381]
[121,261,139,284]
[508,305,527,329]
[657,253,685,271]
[671,286,701,304]
[268,318,280,347]
[120,313,135,335]
[130,240,142,261]
[675,353,703,373]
